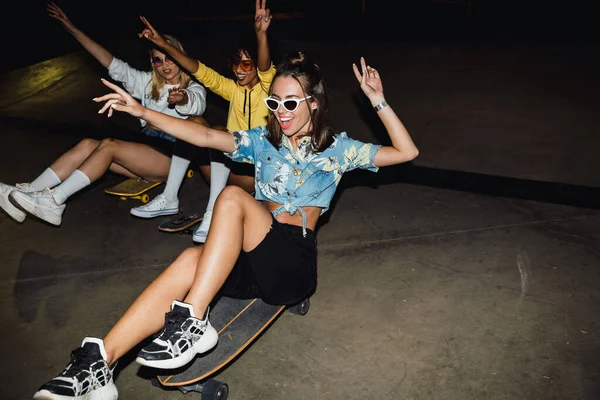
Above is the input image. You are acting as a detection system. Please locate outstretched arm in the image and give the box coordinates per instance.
[138,16,200,74]
[353,57,419,167]
[254,0,272,71]
[47,1,113,68]
[95,79,234,152]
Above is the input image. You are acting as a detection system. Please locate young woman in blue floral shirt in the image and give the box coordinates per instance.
[32,51,418,400]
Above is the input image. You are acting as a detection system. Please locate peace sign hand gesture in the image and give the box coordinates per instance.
[254,0,272,33]
[94,79,145,119]
[352,57,385,106]
[138,16,169,49]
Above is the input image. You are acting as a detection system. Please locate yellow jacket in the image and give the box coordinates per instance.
[193,61,276,131]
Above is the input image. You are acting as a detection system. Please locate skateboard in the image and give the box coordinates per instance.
[152,296,311,400]
[104,178,163,204]
[105,170,194,204]
[158,213,203,234]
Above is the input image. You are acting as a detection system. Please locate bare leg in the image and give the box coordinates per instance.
[198,164,211,184]
[103,247,202,364]
[227,171,255,193]
[105,164,139,180]
[78,138,172,182]
[103,187,271,364]
[48,139,99,180]
[184,186,273,314]
[47,139,126,181]
[48,138,170,182]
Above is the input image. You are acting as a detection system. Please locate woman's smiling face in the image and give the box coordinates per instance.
[269,75,317,138]
[232,51,259,87]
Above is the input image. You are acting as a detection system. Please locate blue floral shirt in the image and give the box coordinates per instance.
[225,126,381,234]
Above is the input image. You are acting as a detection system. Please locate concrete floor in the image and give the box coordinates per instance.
[1,18,599,400]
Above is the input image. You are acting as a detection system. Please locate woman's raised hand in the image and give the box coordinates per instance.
[138,16,168,48]
[254,0,272,33]
[94,79,145,119]
[47,1,75,30]
[352,57,385,105]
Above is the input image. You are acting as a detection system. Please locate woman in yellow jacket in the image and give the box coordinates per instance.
[139,0,275,243]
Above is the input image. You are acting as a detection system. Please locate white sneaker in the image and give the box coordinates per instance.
[192,211,212,244]
[135,300,218,369]
[33,337,118,400]
[0,182,30,223]
[10,187,65,226]
[130,193,179,218]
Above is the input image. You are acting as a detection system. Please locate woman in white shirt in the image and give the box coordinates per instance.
[0,1,208,226]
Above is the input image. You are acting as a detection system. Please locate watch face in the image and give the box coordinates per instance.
[374,101,387,111]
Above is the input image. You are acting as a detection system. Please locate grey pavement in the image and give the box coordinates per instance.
[1,19,599,400]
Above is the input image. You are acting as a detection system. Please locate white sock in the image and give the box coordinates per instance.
[30,168,62,191]
[162,155,191,202]
[206,161,230,213]
[52,170,91,205]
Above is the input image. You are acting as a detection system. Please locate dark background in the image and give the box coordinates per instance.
[2,0,598,74]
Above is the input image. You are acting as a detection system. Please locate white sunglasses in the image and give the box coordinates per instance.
[264,96,312,112]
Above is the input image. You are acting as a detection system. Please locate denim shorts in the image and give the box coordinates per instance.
[141,126,176,142]
[219,216,318,306]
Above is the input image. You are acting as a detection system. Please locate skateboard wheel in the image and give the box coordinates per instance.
[141,194,150,203]
[201,379,229,400]
[288,298,310,316]
[187,169,194,178]
[120,197,127,201]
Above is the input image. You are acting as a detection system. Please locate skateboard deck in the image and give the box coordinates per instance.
[104,178,163,204]
[154,296,310,399]
[158,213,203,234]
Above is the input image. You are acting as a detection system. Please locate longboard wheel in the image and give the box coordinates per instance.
[187,169,194,178]
[202,380,229,400]
[288,298,310,316]
[141,194,150,203]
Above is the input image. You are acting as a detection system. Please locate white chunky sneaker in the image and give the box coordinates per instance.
[192,211,212,244]
[10,187,65,226]
[0,182,31,223]
[15,182,35,192]
[33,337,118,400]
[136,300,218,370]
[130,193,179,218]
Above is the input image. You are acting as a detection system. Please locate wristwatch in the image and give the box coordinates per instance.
[373,101,388,112]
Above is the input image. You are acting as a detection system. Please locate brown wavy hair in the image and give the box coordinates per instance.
[148,34,192,101]
[266,50,335,153]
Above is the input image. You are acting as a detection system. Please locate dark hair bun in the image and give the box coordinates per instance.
[281,50,320,75]
[284,50,309,65]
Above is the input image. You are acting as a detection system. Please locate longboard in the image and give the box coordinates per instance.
[158,213,203,234]
[153,296,310,400]
[104,178,163,204]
